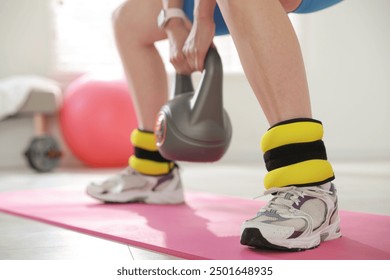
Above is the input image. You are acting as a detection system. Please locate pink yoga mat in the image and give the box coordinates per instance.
[0,188,389,260]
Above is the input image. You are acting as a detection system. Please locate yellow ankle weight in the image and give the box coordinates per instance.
[129,129,174,175]
[261,119,335,189]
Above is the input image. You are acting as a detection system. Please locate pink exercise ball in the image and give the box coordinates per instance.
[60,75,138,167]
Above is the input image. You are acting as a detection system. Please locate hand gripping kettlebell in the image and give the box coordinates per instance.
[154,48,232,162]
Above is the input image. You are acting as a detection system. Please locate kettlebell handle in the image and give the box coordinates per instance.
[172,47,221,98]
[190,47,223,124]
[172,74,194,97]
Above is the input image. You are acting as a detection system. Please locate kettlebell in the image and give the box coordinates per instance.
[154,48,232,162]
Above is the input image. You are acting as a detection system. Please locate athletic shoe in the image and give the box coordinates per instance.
[240,182,341,251]
[86,166,184,204]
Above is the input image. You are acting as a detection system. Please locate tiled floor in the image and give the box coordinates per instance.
[0,160,389,260]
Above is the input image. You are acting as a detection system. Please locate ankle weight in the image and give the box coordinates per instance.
[129,129,174,175]
[261,118,335,189]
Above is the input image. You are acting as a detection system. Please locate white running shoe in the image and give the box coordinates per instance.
[240,182,341,251]
[86,166,184,204]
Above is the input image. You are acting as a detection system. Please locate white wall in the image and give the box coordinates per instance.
[293,0,390,160]
[0,0,389,169]
[0,0,54,78]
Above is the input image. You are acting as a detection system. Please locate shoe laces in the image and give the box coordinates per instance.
[118,167,137,177]
[99,167,136,187]
[255,186,333,215]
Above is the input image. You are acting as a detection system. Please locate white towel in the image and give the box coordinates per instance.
[0,75,61,121]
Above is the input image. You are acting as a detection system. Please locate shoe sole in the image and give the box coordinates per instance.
[240,228,318,252]
[241,221,341,251]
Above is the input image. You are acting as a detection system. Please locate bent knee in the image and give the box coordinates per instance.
[112,0,164,46]
[279,0,302,12]
[112,1,138,36]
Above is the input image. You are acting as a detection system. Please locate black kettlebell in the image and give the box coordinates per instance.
[154,48,232,162]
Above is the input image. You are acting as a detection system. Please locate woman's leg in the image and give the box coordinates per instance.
[112,0,168,131]
[216,0,309,126]
[216,0,339,250]
[86,0,183,204]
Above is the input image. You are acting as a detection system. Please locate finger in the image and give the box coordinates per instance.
[171,53,192,75]
[182,46,195,71]
[188,48,198,71]
[179,60,193,75]
[195,49,208,72]
[194,56,199,72]
[172,61,191,75]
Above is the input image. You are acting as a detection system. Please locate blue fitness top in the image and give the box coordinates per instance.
[182,0,343,36]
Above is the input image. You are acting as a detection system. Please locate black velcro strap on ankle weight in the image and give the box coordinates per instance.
[264,140,327,171]
[134,147,171,163]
